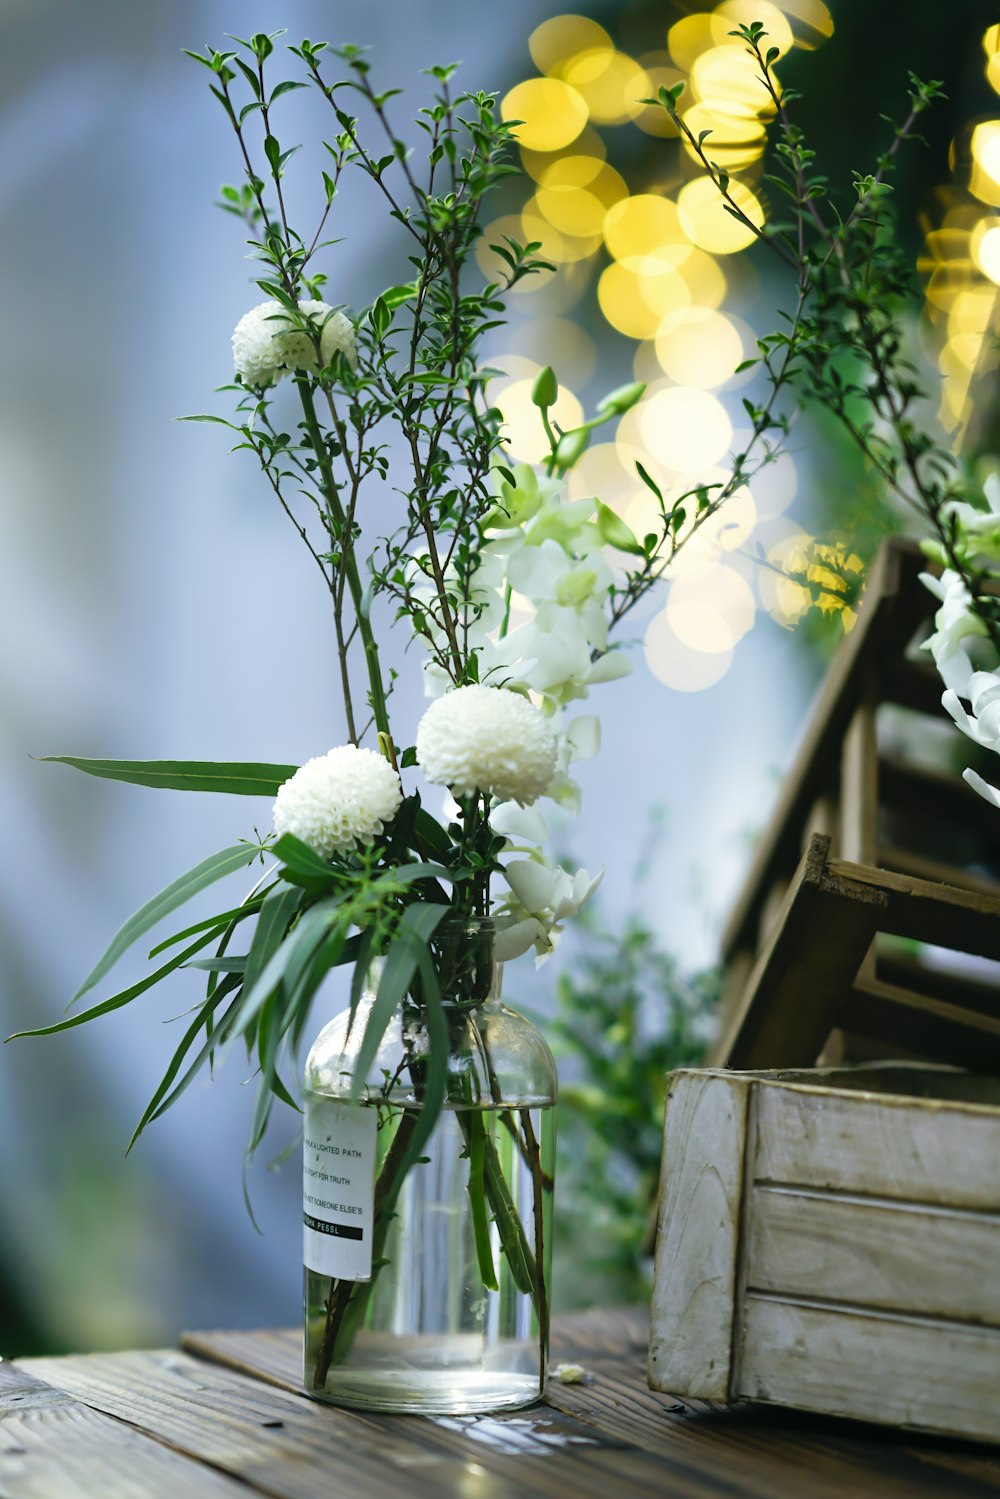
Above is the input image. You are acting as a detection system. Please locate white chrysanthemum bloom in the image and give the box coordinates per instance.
[416,685,557,804]
[232,299,357,388]
[272,746,402,859]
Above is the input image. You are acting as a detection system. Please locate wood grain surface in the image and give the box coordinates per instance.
[6,1307,1000,1497]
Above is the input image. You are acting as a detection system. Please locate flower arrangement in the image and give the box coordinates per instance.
[11,19,976,1405]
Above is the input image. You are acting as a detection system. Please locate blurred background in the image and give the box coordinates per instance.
[2,0,998,1353]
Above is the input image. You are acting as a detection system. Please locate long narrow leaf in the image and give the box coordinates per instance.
[243,885,303,999]
[127,974,242,1151]
[70,843,263,1008]
[38,757,297,795]
[148,895,270,959]
[9,929,221,1039]
[224,898,342,1043]
[352,903,450,1100]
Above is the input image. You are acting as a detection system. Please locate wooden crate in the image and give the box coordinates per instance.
[649,1065,1000,1445]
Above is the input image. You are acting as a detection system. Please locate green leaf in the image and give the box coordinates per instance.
[380,281,418,309]
[148,897,270,960]
[243,885,303,999]
[37,757,297,795]
[9,929,222,1040]
[271,833,335,881]
[226,898,343,1041]
[127,974,243,1151]
[68,843,263,1008]
[635,461,663,503]
[351,904,450,1099]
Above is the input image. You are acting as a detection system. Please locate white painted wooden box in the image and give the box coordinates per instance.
[649,1066,1000,1445]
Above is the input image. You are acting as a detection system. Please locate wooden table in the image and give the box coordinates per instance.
[3,1308,999,1497]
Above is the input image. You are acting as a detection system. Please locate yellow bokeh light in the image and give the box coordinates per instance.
[972,218,1000,284]
[655,307,744,387]
[640,387,733,473]
[536,157,628,238]
[677,246,729,308]
[679,101,768,170]
[667,13,718,72]
[635,60,684,137]
[947,285,997,337]
[773,0,834,50]
[561,49,650,126]
[644,608,733,690]
[985,26,1000,93]
[501,78,588,153]
[523,196,601,264]
[678,176,763,253]
[971,121,1000,206]
[711,1,794,58]
[530,15,613,76]
[691,44,777,114]
[667,563,756,653]
[520,128,607,182]
[604,194,688,264]
[495,373,584,464]
[598,260,692,339]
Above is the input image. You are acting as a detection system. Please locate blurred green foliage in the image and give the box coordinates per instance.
[550,908,719,1309]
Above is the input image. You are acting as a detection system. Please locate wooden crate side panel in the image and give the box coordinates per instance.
[753,1082,1000,1208]
[746,1185,1000,1325]
[648,1072,749,1400]
[738,1294,1000,1445]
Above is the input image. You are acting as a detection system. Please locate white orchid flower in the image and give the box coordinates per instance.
[941,671,1000,813]
[507,540,613,651]
[920,569,988,697]
[496,857,604,963]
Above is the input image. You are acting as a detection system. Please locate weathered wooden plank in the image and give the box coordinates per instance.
[649,1071,749,1400]
[0,1358,245,1498]
[739,1294,1000,1445]
[753,1074,1000,1208]
[829,855,1000,959]
[551,1352,999,1499]
[747,1184,1000,1324]
[839,976,1000,1072]
[711,836,886,1069]
[24,1345,670,1499]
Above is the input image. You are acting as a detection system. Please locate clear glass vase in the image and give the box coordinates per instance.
[302,919,557,1414]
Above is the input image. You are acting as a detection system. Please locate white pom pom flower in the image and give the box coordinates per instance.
[272,746,402,860]
[232,299,357,389]
[416,685,557,805]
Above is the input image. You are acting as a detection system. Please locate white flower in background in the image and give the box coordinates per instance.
[942,670,1000,809]
[924,474,1000,567]
[507,539,613,651]
[495,856,603,962]
[920,569,988,697]
[272,745,402,859]
[232,299,356,388]
[416,685,557,804]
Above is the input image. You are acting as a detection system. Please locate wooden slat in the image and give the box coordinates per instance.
[722,538,929,962]
[649,1071,749,1401]
[877,950,1000,1016]
[752,1072,1000,1208]
[839,976,1000,1072]
[184,1311,1000,1498]
[0,1358,245,1498]
[879,754,995,831]
[739,1293,1000,1445]
[829,854,1000,958]
[711,836,886,1070]
[877,846,1000,900]
[20,1344,686,1499]
[746,1184,1000,1324]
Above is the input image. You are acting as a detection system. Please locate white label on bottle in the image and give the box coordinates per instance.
[303,1099,377,1282]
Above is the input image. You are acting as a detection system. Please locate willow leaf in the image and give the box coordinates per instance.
[352,903,450,1101]
[69,842,263,1008]
[9,929,221,1040]
[127,974,242,1151]
[38,757,297,795]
